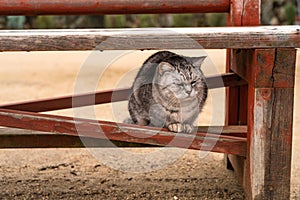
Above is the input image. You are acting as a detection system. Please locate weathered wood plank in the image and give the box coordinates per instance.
[241,0,260,26]
[246,48,296,199]
[0,26,299,51]
[0,0,229,15]
[247,87,294,199]
[197,126,247,138]
[0,73,246,112]
[0,128,158,148]
[0,108,247,156]
[228,0,243,26]
[231,48,297,88]
[0,126,246,148]
[272,48,297,88]
[0,88,132,112]
[225,0,260,194]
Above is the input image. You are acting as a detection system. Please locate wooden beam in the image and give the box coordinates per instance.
[0,108,247,156]
[0,73,247,112]
[246,49,296,199]
[0,88,132,112]
[0,126,245,149]
[197,125,247,138]
[0,26,299,51]
[232,48,297,88]
[0,0,229,15]
[225,0,260,193]
[0,128,158,148]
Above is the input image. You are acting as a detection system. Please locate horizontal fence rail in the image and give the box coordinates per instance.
[0,128,159,148]
[0,26,299,51]
[0,0,229,15]
[0,108,247,156]
[0,73,247,112]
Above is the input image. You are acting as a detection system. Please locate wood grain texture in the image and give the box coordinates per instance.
[231,48,297,88]
[0,126,246,149]
[0,108,247,156]
[245,48,296,199]
[228,0,243,26]
[242,0,260,26]
[0,0,229,15]
[247,87,294,199]
[0,128,158,148]
[229,45,296,199]
[225,0,260,196]
[0,26,299,51]
[272,48,297,88]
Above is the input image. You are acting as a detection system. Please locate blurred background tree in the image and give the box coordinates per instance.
[261,0,298,24]
[0,1,298,29]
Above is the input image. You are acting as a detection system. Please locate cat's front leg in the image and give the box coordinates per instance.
[166,112,194,133]
[167,123,194,133]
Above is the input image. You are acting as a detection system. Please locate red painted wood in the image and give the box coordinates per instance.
[0,128,158,148]
[198,126,247,138]
[238,0,260,197]
[0,0,229,15]
[0,108,247,156]
[0,88,132,112]
[242,0,260,26]
[230,47,296,198]
[247,87,294,199]
[232,48,297,88]
[0,73,246,112]
[227,0,243,26]
[0,127,247,149]
[225,0,260,193]
[245,49,296,199]
[272,48,297,88]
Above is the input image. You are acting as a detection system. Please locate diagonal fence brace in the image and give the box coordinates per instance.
[0,108,246,156]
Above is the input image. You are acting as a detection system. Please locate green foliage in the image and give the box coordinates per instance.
[36,16,56,29]
[173,14,195,27]
[139,14,159,27]
[284,2,297,24]
[206,13,227,27]
[7,16,26,29]
[104,15,126,28]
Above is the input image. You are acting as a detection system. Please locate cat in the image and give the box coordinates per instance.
[127,51,208,133]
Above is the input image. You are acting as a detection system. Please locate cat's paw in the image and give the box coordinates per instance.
[167,123,194,133]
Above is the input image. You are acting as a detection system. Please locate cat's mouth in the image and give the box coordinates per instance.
[176,91,196,99]
[177,94,195,101]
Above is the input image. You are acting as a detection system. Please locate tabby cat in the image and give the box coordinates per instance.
[127,51,208,133]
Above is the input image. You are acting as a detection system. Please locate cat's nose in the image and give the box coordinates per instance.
[184,85,192,94]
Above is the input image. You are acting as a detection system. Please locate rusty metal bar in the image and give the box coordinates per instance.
[0,26,299,51]
[0,0,229,15]
[0,73,247,112]
[0,108,247,156]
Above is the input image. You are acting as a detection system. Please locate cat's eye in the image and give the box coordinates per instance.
[191,81,197,86]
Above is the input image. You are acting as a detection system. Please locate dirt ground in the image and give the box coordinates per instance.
[0,50,299,199]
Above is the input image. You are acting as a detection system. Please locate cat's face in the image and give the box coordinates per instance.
[153,56,206,100]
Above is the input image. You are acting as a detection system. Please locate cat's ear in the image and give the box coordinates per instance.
[187,56,207,68]
[157,62,173,75]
